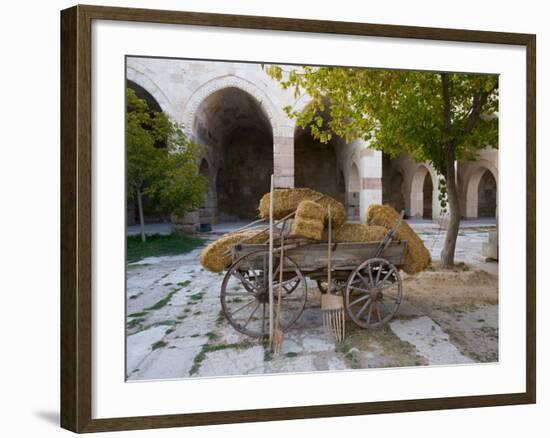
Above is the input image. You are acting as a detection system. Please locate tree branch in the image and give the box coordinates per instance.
[463,81,498,135]
[442,73,451,137]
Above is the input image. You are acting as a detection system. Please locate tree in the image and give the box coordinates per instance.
[266,66,498,267]
[126,88,208,242]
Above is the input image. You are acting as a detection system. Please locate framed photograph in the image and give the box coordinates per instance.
[60,4,536,433]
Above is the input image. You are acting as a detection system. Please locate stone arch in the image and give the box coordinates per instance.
[410,164,437,219]
[465,162,498,218]
[190,85,274,220]
[127,80,163,114]
[291,94,313,118]
[126,64,177,120]
[182,75,280,139]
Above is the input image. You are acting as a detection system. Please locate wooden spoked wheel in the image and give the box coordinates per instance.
[220,250,307,338]
[344,258,402,328]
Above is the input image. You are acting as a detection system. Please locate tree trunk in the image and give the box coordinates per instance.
[440,145,460,267]
[439,72,459,268]
[136,186,146,243]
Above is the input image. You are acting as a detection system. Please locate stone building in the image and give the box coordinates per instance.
[126,57,498,230]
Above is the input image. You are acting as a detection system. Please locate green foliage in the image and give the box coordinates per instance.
[126,88,208,217]
[265,66,498,176]
[127,233,205,263]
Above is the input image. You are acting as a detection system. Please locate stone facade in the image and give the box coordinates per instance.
[126,57,498,229]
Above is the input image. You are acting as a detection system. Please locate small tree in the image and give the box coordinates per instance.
[266,66,498,267]
[126,88,207,242]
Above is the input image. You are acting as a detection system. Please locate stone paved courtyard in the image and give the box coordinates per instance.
[126,223,498,381]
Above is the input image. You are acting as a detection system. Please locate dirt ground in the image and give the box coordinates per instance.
[399,263,499,362]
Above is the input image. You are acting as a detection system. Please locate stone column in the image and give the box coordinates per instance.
[273,125,294,188]
[359,144,383,222]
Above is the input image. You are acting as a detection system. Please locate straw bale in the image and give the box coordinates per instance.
[366,204,431,275]
[295,199,325,220]
[291,217,324,241]
[323,223,389,243]
[290,200,325,241]
[199,230,267,273]
[258,188,346,229]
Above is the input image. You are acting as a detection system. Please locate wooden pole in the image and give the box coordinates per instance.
[268,175,274,348]
[327,206,332,294]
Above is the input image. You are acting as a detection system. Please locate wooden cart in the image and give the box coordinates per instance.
[220,216,407,338]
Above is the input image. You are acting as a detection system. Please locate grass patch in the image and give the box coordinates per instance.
[206,332,218,341]
[128,311,148,318]
[338,325,425,369]
[165,328,174,335]
[151,340,167,350]
[216,309,226,324]
[285,352,298,358]
[145,290,178,311]
[262,337,272,362]
[127,233,205,263]
[177,280,191,288]
[126,318,145,330]
[189,292,204,301]
[154,320,177,327]
[189,342,251,375]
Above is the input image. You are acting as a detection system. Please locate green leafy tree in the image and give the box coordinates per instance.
[266,66,498,267]
[126,88,207,242]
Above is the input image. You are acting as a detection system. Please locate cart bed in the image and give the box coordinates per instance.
[232,240,407,272]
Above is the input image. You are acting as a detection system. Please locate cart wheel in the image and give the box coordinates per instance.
[220,250,307,338]
[344,258,402,328]
[316,278,348,294]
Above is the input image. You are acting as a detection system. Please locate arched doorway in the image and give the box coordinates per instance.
[390,171,405,214]
[194,87,274,221]
[410,165,434,219]
[465,165,498,218]
[127,80,163,114]
[382,154,406,215]
[294,125,344,203]
[477,169,497,218]
[422,172,433,219]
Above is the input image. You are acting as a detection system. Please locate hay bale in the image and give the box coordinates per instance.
[290,200,325,240]
[324,223,389,243]
[258,188,346,229]
[366,204,431,275]
[199,230,267,273]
